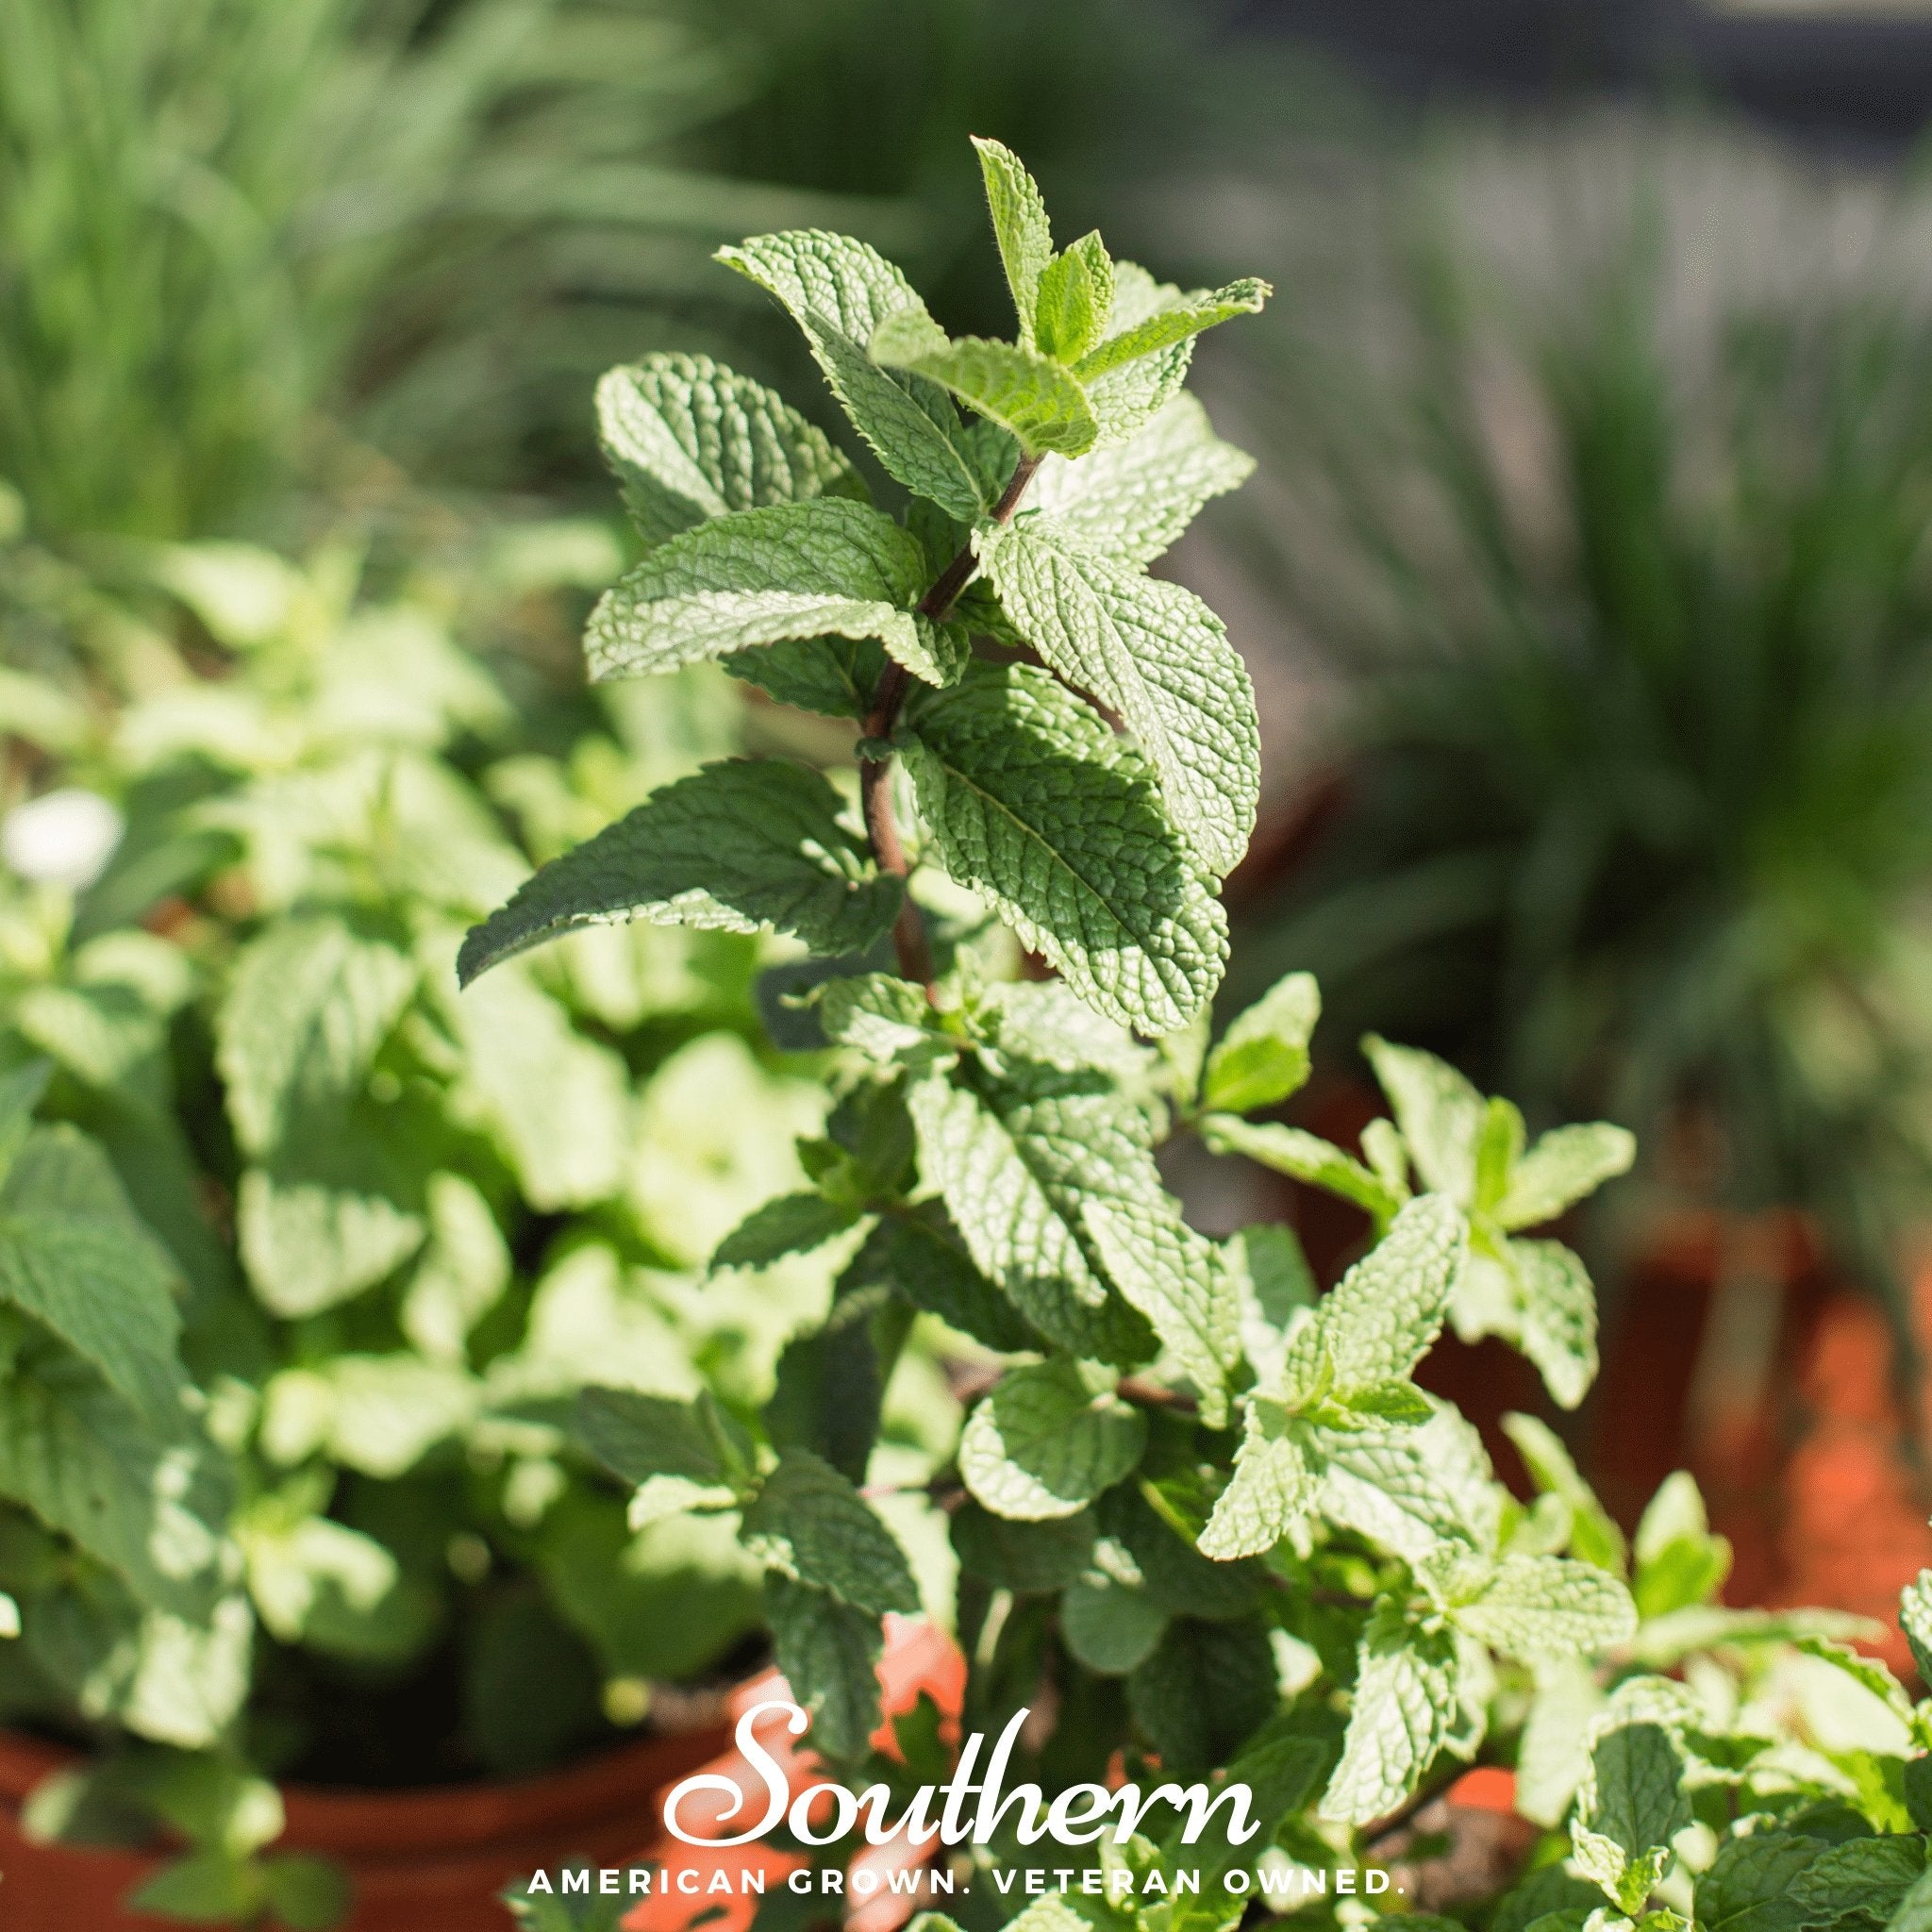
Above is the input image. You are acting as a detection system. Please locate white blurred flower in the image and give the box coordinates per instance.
[1,788,124,889]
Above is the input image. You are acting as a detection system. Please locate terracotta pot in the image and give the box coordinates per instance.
[0,1722,727,1931]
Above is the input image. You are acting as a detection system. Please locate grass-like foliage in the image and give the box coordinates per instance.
[473,139,1932,1932]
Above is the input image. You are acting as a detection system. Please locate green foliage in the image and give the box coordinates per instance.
[1232,130,1932,1337]
[438,136,1932,1932]
[0,0,828,541]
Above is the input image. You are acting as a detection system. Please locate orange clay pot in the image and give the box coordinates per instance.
[0,1618,964,1931]
[0,1720,726,1929]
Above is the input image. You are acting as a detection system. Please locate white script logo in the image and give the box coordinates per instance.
[661,1701,1262,1852]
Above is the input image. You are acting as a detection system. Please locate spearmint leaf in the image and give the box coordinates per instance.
[1127,1616,1277,1775]
[906,1063,1158,1363]
[1201,972,1319,1116]
[958,1357,1145,1521]
[1200,1114,1405,1220]
[711,1192,858,1271]
[1573,1723,1691,1916]
[817,973,951,1066]
[1363,1036,1488,1202]
[216,916,415,1158]
[0,1375,230,1616]
[976,520,1258,877]
[458,759,903,981]
[595,353,866,547]
[1499,1124,1638,1231]
[764,1572,883,1762]
[717,230,989,521]
[1081,1198,1241,1425]
[1889,1866,1932,1932]
[740,1450,920,1614]
[1452,1556,1638,1660]
[1317,1194,1468,1393]
[1502,1413,1628,1574]
[574,1389,753,1494]
[1788,1837,1926,1930]
[1028,394,1253,570]
[1321,1602,1460,1825]
[841,1203,1042,1353]
[1695,1832,1829,1932]
[903,664,1227,1034]
[585,499,962,689]
[870,315,1098,458]
[1062,1571,1168,1674]
[1034,231,1114,365]
[952,1502,1096,1592]
[1075,277,1271,380]
[1507,1238,1601,1410]
[1319,1404,1504,1561]
[724,633,887,720]
[1199,1398,1314,1560]
[972,136,1055,342]
[0,1127,184,1421]
[1901,1573,1932,1684]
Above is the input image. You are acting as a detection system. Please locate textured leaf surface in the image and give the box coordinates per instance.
[1507,1239,1601,1411]
[1027,395,1252,568]
[585,499,954,688]
[574,1388,751,1497]
[217,917,414,1158]
[1201,1115,1404,1220]
[907,1066,1156,1364]
[765,1573,882,1762]
[1199,1399,1314,1560]
[904,665,1226,1033]
[1127,1617,1277,1776]
[0,1128,183,1420]
[1902,1572,1932,1684]
[596,353,865,547]
[1498,1123,1638,1231]
[958,1358,1145,1521]
[1075,277,1270,380]
[1695,1833,1830,1932]
[1082,1197,1241,1425]
[740,1451,919,1615]
[1364,1036,1486,1202]
[718,231,988,521]
[458,760,902,981]
[1322,1603,1459,1824]
[1788,1837,1926,1930]
[711,1192,858,1271]
[973,137,1055,341]
[1319,1194,1467,1393]
[1453,1555,1637,1659]
[871,316,1097,458]
[1573,1723,1690,1915]
[951,1504,1095,1592]
[978,520,1257,876]
[840,1204,1041,1353]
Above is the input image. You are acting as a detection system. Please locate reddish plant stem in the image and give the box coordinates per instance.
[859,453,1042,996]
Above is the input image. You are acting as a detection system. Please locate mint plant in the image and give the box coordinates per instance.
[466,141,1932,1928]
